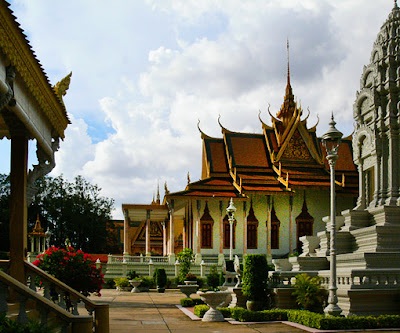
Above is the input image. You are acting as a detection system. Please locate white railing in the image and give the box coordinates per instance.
[107,255,168,264]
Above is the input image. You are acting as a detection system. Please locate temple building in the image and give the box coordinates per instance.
[122,53,359,260]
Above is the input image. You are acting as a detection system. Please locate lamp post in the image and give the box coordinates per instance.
[322,114,343,317]
[226,198,237,260]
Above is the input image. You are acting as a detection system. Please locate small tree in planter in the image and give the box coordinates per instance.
[242,254,271,311]
[292,273,328,313]
[206,265,220,290]
[153,268,167,293]
[176,248,194,284]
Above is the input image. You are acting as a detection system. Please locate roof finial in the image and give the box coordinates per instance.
[395,0,398,8]
[156,181,160,204]
[287,38,290,86]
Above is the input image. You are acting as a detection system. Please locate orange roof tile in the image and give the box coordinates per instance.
[208,140,228,173]
[226,134,269,168]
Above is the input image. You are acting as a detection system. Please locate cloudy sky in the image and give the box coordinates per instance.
[1,0,394,218]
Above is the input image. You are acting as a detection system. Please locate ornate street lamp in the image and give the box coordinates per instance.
[322,114,343,317]
[226,198,237,260]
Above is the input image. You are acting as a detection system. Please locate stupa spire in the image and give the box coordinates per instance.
[156,181,160,204]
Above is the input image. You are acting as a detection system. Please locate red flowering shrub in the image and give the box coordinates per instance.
[33,246,104,297]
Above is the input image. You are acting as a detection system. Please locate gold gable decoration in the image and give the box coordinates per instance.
[280,130,314,162]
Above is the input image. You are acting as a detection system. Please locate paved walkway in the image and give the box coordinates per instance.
[91,289,400,333]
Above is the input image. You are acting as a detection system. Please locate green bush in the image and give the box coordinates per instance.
[193,305,231,318]
[206,265,220,289]
[196,277,205,288]
[104,278,115,289]
[292,273,327,313]
[153,268,167,288]
[139,276,154,290]
[226,308,400,330]
[180,297,195,307]
[127,270,138,280]
[242,254,271,307]
[114,277,130,288]
[177,248,194,282]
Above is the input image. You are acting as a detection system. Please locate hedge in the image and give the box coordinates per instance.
[225,308,400,330]
[180,297,204,307]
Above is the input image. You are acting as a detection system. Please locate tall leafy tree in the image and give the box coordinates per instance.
[0,174,115,253]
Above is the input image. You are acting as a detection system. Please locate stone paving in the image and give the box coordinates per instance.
[91,289,400,333]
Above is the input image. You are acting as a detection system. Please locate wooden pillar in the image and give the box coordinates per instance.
[9,135,28,283]
[145,209,150,255]
[123,209,129,255]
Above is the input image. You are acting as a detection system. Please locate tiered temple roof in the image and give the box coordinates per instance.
[168,51,358,200]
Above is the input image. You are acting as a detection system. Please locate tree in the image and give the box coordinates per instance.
[0,173,115,253]
[0,174,10,253]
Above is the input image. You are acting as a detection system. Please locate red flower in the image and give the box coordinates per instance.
[32,260,40,266]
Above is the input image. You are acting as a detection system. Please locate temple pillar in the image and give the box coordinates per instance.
[123,209,129,255]
[196,200,201,255]
[266,195,272,261]
[288,195,293,254]
[169,200,174,254]
[243,201,247,255]
[162,221,166,256]
[9,134,28,283]
[145,210,150,256]
[219,201,223,255]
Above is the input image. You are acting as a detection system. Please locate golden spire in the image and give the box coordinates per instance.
[276,39,295,127]
[156,181,160,204]
[187,171,191,184]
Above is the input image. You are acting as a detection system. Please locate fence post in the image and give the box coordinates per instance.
[95,258,101,270]
[174,260,180,277]
[140,253,143,263]
[94,303,110,333]
[200,260,205,278]
[148,259,154,277]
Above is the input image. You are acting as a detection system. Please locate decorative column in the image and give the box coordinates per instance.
[169,200,175,254]
[123,209,129,255]
[266,195,272,261]
[322,114,343,317]
[288,195,293,254]
[243,201,248,255]
[145,209,150,256]
[161,221,167,256]
[9,134,28,283]
[196,200,201,255]
[219,201,223,255]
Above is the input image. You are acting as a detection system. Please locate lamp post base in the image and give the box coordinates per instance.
[324,303,342,317]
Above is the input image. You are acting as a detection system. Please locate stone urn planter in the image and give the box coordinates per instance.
[197,290,231,322]
[184,280,198,286]
[129,280,142,293]
[178,284,198,298]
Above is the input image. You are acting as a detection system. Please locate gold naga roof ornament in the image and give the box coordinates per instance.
[53,72,72,106]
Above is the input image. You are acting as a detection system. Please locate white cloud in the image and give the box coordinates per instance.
[4,0,395,218]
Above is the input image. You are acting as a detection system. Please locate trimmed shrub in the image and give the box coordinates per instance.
[242,254,272,308]
[206,265,220,289]
[153,268,167,288]
[193,305,231,318]
[127,270,138,280]
[180,298,195,307]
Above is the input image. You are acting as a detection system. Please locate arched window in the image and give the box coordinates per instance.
[247,203,258,249]
[200,202,214,249]
[270,205,280,249]
[223,215,236,249]
[296,197,314,252]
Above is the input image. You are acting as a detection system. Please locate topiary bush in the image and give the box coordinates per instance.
[206,265,220,290]
[177,248,194,283]
[153,268,167,288]
[242,254,272,308]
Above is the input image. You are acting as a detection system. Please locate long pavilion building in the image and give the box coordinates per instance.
[122,58,358,260]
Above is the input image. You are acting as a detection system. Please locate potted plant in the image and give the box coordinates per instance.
[114,277,131,291]
[184,273,198,285]
[130,277,142,293]
[153,268,167,293]
[242,254,271,311]
[292,273,327,313]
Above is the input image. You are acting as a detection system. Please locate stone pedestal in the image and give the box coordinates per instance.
[229,287,247,308]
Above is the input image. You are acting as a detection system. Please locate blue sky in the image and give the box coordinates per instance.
[1,0,393,218]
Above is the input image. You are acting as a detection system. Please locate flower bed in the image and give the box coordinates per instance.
[33,246,104,296]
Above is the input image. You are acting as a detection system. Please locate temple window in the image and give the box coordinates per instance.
[295,196,314,253]
[270,205,280,249]
[247,202,259,249]
[200,202,214,249]
[223,215,235,249]
[365,167,375,205]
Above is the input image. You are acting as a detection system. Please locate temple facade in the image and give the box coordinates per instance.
[122,57,359,260]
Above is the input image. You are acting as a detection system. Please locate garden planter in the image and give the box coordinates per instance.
[184,280,198,285]
[197,290,231,322]
[129,280,142,293]
[178,284,198,298]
